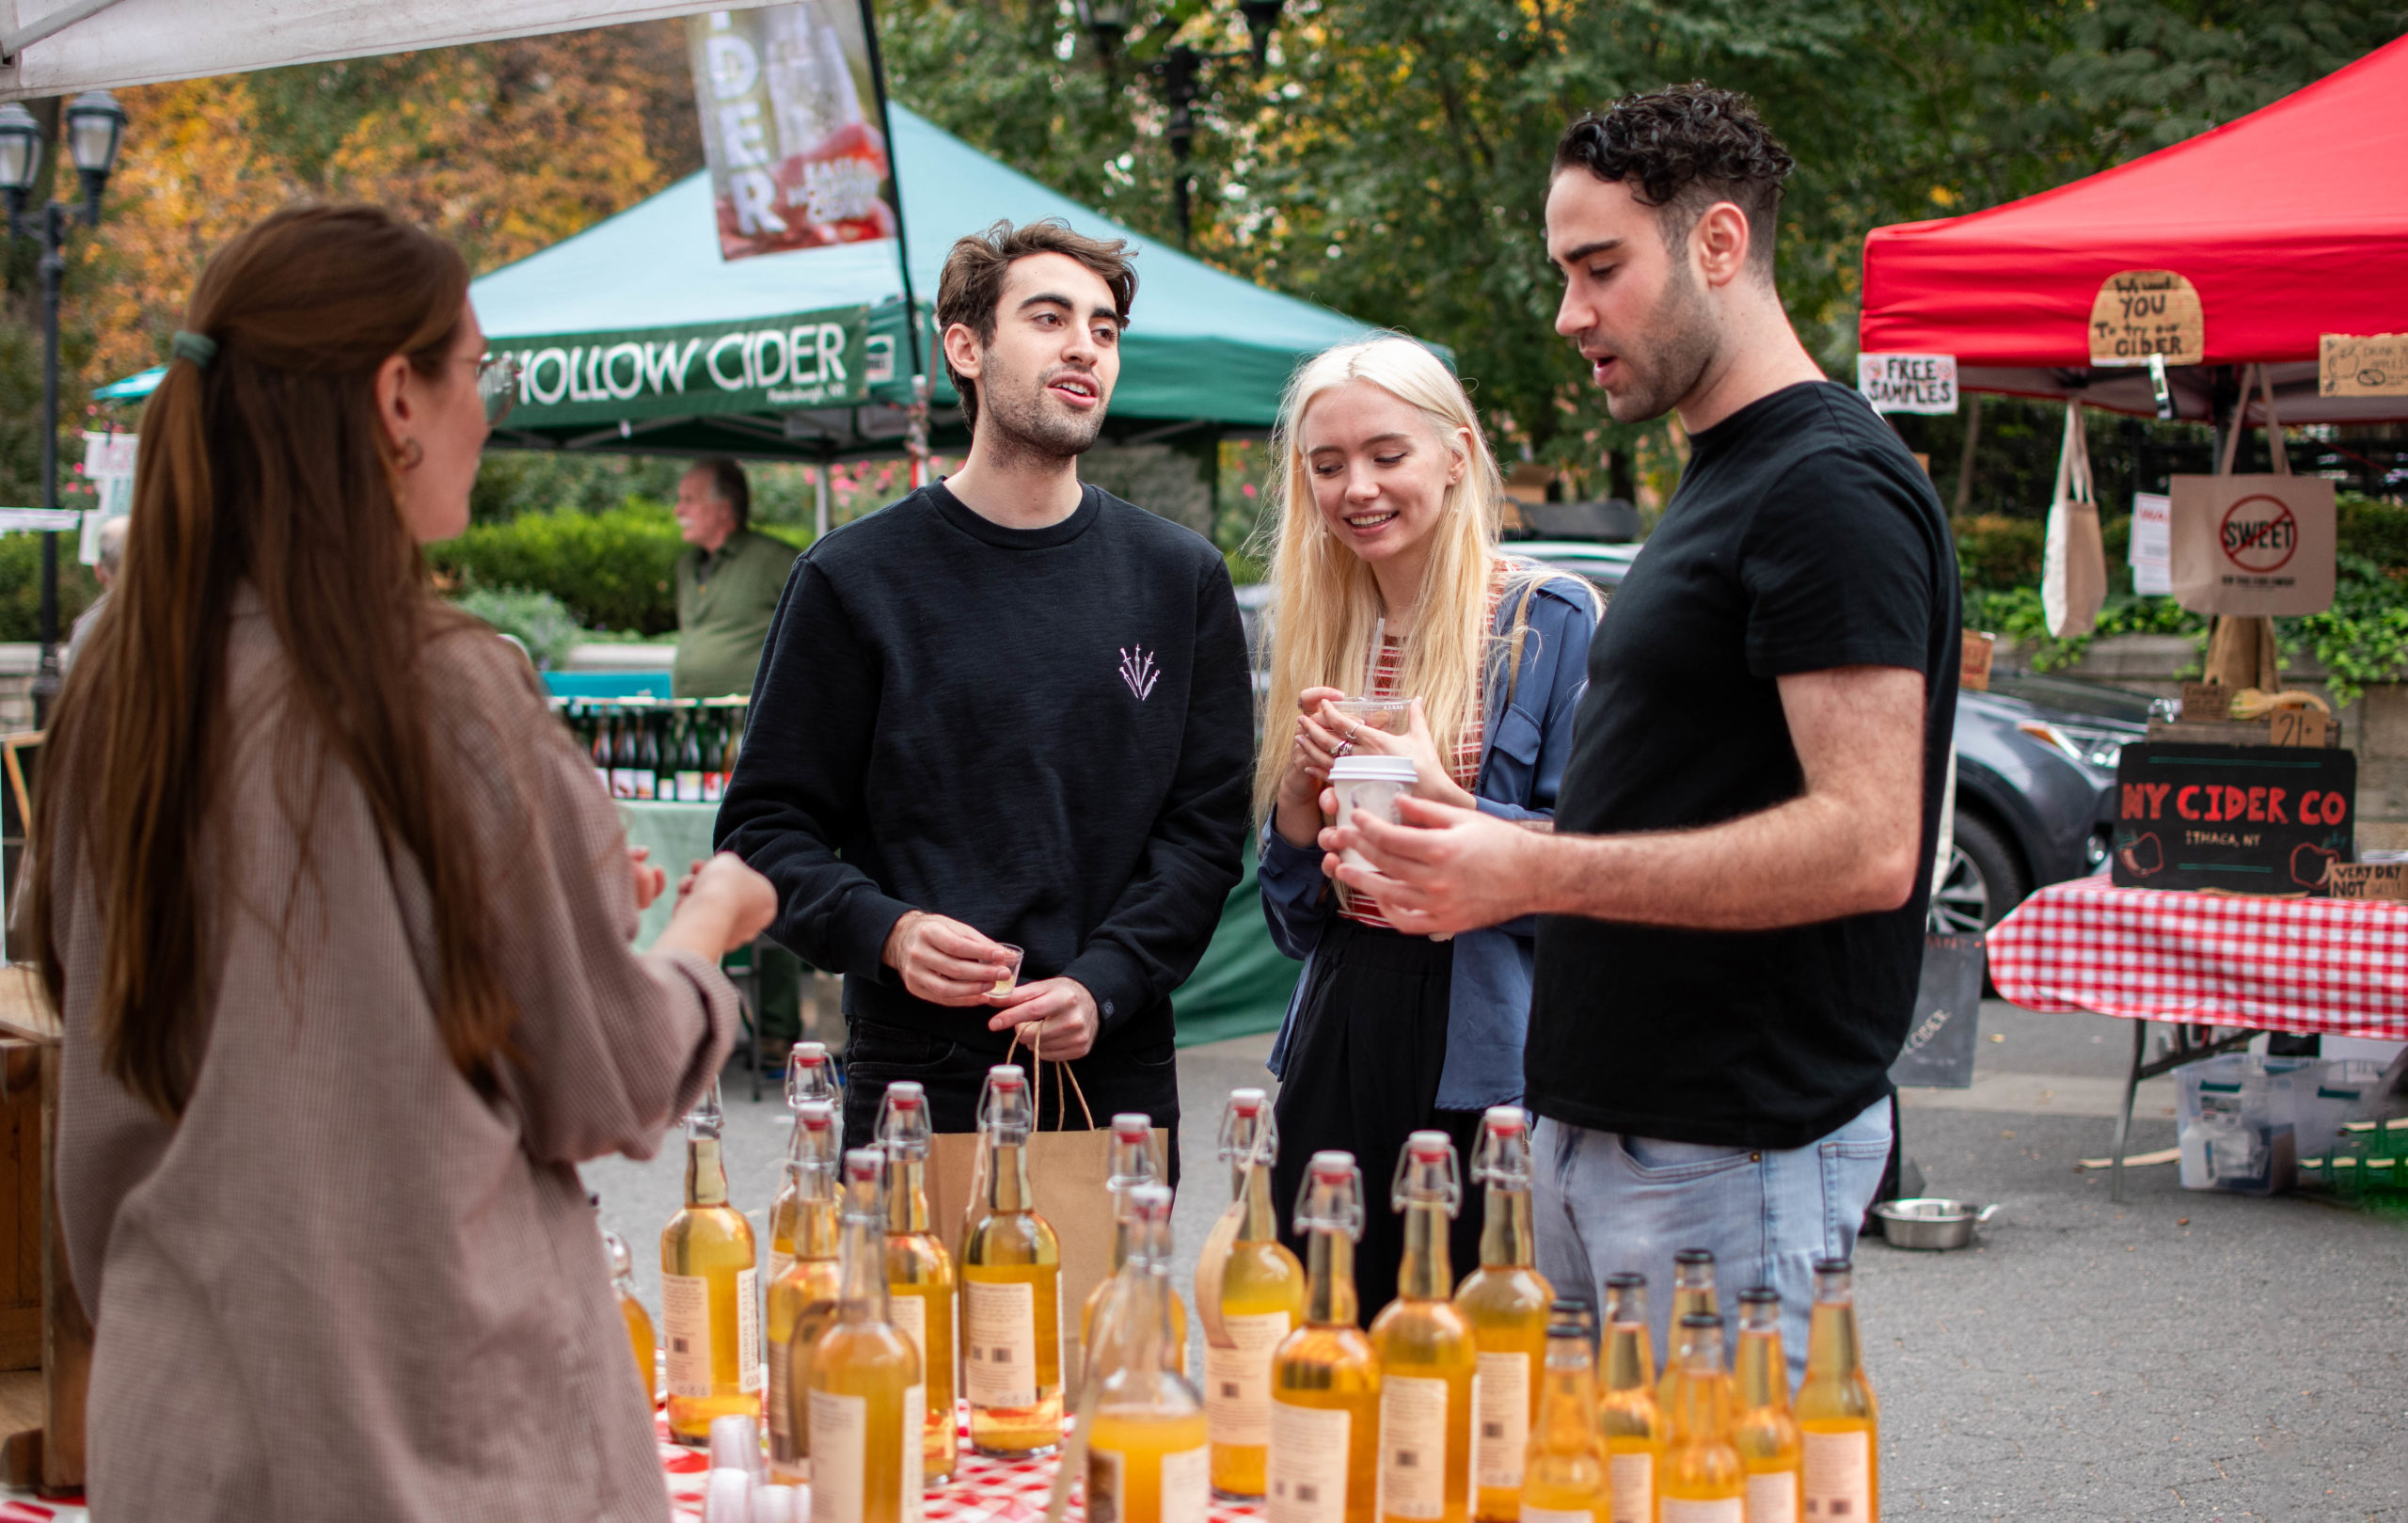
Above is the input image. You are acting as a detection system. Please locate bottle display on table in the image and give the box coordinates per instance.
[1206,1087,1307,1500]
[960,1064,1065,1457]
[603,1217,657,1408]
[1081,1113,1189,1389]
[1733,1288,1802,1523]
[769,1043,843,1285]
[1370,1131,1477,1523]
[1661,1314,1743,1522]
[1085,1182,1212,1523]
[807,1148,927,1523]
[767,1099,844,1483]
[1598,1272,1665,1523]
[610,708,640,801]
[588,706,612,794]
[661,1081,765,1445]
[1269,1150,1382,1523]
[701,706,729,801]
[1517,1301,1607,1523]
[634,702,663,800]
[1657,1249,1719,1420]
[1794,1260,1877,1523]
[677,705,707,801]
[1451,1107,1553,1523]
[879,1081,960,1484]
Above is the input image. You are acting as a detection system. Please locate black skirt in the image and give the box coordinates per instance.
[1270,915,1483,1325]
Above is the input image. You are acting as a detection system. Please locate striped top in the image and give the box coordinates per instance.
[1341,589,1496,930]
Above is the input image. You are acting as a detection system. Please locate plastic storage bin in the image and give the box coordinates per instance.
[2174,1055,2301,1195]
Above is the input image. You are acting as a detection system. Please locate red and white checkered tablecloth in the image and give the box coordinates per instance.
[664,1405,1266,1523]
[1988,872,2408,1039]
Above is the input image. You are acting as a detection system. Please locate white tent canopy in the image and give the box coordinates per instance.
[1,0,753,100]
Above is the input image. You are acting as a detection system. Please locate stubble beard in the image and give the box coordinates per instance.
[974,363,1106,467]
[1602,259,1719,425]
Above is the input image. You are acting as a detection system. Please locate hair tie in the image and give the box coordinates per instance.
[170,330,216,369]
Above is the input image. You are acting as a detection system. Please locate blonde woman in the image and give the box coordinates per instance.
[1256,336,1599,1309]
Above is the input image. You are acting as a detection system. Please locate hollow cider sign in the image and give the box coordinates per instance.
[2166,475,2337,617]
[689,5,899,262]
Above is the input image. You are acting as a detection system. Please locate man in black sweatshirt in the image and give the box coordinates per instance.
[717,219,1253,1162]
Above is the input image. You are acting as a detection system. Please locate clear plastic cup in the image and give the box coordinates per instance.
[992,943,1025,997]
[1331,696,1414,737]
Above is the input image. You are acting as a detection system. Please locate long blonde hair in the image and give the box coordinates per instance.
[1250,337,1546,820]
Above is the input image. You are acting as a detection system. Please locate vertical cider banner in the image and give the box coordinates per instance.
[689,5,900,261]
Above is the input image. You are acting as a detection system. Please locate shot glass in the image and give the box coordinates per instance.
[991,944,1025,997]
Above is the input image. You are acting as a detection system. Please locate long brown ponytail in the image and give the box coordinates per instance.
[32,204,519,1119]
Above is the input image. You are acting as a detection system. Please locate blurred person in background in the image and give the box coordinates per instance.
[672,455,800,701]
[64,514,130,669]
[33,204,777,1522]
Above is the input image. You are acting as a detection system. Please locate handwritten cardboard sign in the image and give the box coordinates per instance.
[2167,474,2337,617]
[1959,630,1994,692]
[2320,334,2408,398]
[2111,743,2354,894]
[2327,863,2408,901]
[1856,353,1958,414]
[2090,271,2204,367]
[2269,707,2330,748]
[2178,682,2228,722]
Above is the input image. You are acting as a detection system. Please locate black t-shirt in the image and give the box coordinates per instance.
[1527,381,1960,1149]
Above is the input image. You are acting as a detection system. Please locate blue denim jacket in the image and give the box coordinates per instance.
[1259,572,1599,1110]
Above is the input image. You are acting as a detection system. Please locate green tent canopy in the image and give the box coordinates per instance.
[99,104,1388,461]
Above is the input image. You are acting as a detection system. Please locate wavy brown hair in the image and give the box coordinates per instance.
[31,204,518,1120]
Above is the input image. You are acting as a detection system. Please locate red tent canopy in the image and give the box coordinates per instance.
[1859,33,2408,423]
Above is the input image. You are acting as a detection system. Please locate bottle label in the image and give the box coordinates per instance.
[1088,1444,1126,1523]
[1748,1470,1801,1523]
[1267,1400,1351,1523]
[677,770,704,801]
[1376,1374,1450,1521]
[634,770,657,801]
[704,770,725,801]
[1660,1500,1743,1523]
[1523,1509,1598,1523]
[808,1388,866,1523]
[1471,1350,1530,1490]
[661,1272,712,1398]
[1608,1452,1655,1523]
[1803,1431,1871,1520]
[1205,1310,1292,1449]
[891,1290,929,1385]
[610,768,637,800]
[768,1329,794,1458]
[963,1277,1038,1407]
[737,1266,764,1393]
[1161,1442,1211,1523]
[769,1250,795,1287]
[899,1384,927,1523]
[592,766,610,793]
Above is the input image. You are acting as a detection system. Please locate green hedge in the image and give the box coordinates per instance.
[429,500,686,636]
[0,534,101,643]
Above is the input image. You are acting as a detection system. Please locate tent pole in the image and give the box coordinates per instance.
[856,0,932,487]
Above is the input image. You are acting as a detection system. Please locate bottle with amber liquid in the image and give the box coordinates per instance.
[807,1148,927,1523]
[1085,1182,1211,1523]
[1598,1272,1665,1523]
[1268,1150,1381,1523]
[960,1065,1064,1456]
[879,1081,958,1484]
[1794,1260,1877,1523]
[660,1081,763,1445]
[1081,1113,1189,1389]
[1660,1313,1742,1521]
[1516,1301,1606,1523]
[766,1098,843,1483]
[1451,1107,1553,1523]
[1733,1288,1802,1523]
[603,1219,657,1408]
[1370,1131,1477,1523]
[769,1042,842,1286]
[1206,1087,1307,1500]
[1656,1249,1719,1420]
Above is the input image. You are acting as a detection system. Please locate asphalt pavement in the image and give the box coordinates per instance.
[588,1001,2408,1522]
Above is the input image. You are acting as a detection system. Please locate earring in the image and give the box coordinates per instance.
[400,438,424,469]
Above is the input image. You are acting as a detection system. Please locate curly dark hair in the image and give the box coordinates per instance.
[1553,84,1795,276]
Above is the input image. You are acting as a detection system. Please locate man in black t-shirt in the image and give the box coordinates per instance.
[1323,87,1958,1371]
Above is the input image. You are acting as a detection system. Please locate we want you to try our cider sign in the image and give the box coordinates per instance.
[489,305,872,428]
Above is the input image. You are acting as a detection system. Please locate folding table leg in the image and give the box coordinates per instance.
[2111,1020,2148,1203]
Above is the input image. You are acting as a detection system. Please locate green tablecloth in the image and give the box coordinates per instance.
[615,802,1298,1046]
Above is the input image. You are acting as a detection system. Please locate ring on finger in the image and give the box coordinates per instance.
[1333,738,1354,758]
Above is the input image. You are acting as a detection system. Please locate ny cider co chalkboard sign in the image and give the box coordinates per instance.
[2111,743,2355,893]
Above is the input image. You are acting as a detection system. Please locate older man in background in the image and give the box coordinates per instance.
[673,457,800,700]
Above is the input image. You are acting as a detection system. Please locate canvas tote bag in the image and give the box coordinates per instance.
[922,1031,1166,1404]
[2171,364,2337,620]
[2041,400,2107,639]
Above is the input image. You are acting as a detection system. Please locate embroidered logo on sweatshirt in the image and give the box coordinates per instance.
[1117,646,1160,701]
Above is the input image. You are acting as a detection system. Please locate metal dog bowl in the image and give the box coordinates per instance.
[1874,1197,1999,1251]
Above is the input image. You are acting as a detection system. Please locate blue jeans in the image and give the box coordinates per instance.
[1532,1098,1893,1386]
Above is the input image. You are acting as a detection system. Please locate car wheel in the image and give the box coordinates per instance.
[1928,810,2028,934]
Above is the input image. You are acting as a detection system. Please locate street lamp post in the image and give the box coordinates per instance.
[1,89,126,724]
[1074,2,1282,247]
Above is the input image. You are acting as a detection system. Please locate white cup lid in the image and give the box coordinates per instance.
[1329,755,1418,783]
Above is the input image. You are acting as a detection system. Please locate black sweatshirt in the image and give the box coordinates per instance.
[715,481,1253,1055]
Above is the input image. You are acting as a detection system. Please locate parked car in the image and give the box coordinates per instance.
[1505,541,2149,931]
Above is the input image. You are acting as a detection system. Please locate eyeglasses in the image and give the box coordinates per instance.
[475,353,520,426]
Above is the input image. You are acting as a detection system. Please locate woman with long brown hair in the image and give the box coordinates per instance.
[32,204,776,1519]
